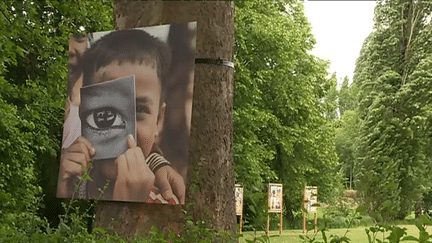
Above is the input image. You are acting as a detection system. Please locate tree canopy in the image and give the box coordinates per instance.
[353,0,432,220]
[234,0,342,227]
[0,0,113,223]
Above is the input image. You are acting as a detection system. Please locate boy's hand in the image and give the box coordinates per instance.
[154,166,186,204]
[113,134,155,202]
[57,136,95,198]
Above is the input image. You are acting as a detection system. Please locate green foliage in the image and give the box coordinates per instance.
[299,207,432,243]
[338,76,358,117]
[322,73,339,121]
[300,206,367,243]
[0,0,113,222]
[335,110,360,190]
[333,75,361,192]
[354,0,432,220]
[0,212,237,242]
[364,216,432,243]
[321,200,374,229]
[0,169,237,242]
[245,232,271,243]
[234,0,343,228]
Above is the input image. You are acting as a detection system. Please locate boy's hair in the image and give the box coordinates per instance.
[82,29,171,104]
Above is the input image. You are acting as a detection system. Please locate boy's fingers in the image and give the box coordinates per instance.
[59,162,82,179]
[162,190,175,203]
[158,179,174,201]
[114,155,128,200]
[68,143,91,162]
[70,136,95,157]
[171,179,186,204]
[127,134,136,149]
[116,154,127,179]
[169,175,185,204]
[75,137,96,154]
[65,152,88,167]
[134,147,146,168]
[124,148,138,172]
[155,167,185,204]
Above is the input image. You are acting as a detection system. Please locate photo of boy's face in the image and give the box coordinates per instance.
[59,23,196,203]
[80,76,136,160]
[92,62,164,159]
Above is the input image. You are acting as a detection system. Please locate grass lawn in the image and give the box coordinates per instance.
[239,225,432,243]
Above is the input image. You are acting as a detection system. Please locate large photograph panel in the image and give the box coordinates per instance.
[57,23,197,204]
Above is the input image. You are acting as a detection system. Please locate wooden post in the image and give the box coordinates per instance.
[303,186,307,233]
[280,186,283,234]
[266,214,270,235]
[303,211,307,233]
[239,214,243,234]
[93,1,236,237]
[314,212,318,233]
[279,212,283,234]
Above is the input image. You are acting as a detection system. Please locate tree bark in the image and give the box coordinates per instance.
[93,0,236,238]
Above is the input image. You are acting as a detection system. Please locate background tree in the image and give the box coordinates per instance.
[354,0,432,220]
[338,76,358,117]
[234,0,343,228]
[335,110,360,190]
[323,72,339,120]
[333,75,360,191]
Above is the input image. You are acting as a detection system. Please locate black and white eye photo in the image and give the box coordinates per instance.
[80,76,136,160]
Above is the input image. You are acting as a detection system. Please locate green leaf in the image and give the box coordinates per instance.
[401,236,418,241]
[356,205,367,214]
[420,214,432,226]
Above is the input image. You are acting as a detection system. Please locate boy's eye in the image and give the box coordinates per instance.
[85,108,125,130]
[136,105,151,115]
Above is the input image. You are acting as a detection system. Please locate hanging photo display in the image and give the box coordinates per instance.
[235,184,244,216]
[57,22,197,204]
[304,186,318,213]
[268,183,283,213]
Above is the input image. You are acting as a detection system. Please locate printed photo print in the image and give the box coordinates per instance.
[57,22,197,204]
[235,185,243,216]
[304,187,318,213]
[268,184,283,213]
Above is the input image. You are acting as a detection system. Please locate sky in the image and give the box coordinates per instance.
[304,0,376,85]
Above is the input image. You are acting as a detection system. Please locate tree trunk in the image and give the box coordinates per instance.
[93,0,236,238]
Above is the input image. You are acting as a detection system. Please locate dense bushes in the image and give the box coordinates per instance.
[0,202,236,242]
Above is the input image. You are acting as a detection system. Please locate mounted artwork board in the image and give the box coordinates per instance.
[235,184,244,233]
[266,183,283,235]
[303,186,318,233]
